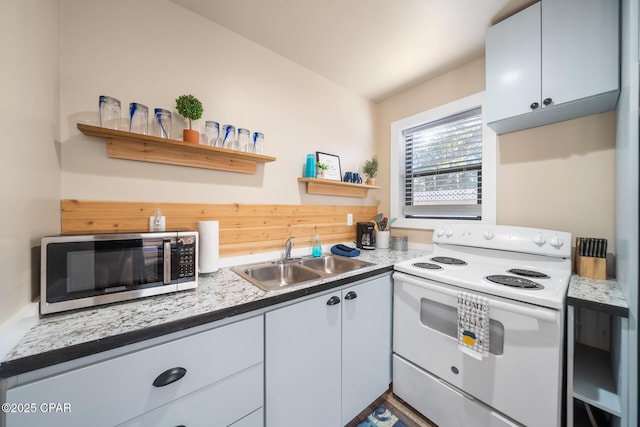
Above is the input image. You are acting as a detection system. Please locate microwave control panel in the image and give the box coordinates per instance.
[177,236,196,279]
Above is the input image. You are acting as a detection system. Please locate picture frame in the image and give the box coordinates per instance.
[316,152,342,181]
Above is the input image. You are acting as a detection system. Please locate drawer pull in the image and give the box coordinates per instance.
[153,367,187,387]
[543,97,553,106]
[344,291,358,300]
[326,296,341,306]
[530,102,539,110]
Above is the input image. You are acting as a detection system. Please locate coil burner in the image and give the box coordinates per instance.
[430,256,467,266]
[412,262,443,270]
[485,274,544,289]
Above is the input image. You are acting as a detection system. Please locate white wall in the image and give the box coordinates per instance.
[60,0,378,206]
[0,1,61,328]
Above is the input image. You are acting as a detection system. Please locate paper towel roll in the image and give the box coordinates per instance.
[198,220,219,273]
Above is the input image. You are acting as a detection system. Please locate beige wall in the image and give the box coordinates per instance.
[0,0,62,325]
[60,0,379,207]
[378,57,616,257]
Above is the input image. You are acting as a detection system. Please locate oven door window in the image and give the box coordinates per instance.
[420,298,505,355]
[46,239,165,302]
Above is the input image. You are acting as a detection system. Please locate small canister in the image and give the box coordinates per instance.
[390,234,408,251]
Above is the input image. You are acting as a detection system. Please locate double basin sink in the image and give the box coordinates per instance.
[231,254,374,292]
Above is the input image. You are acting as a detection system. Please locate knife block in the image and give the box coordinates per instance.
[575,240,607,280]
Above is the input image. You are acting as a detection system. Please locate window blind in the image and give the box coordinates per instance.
[402,107,483,220]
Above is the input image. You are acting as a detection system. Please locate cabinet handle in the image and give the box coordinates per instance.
[153,367,187,387]
[326,296,341,306]
[543,97,553,106]
[530,102,539,110]
[344,291,358,300]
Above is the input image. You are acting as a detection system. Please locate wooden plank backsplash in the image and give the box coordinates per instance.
[61,200,378,256]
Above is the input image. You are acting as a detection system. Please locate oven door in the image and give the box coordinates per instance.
[393,271,563,427]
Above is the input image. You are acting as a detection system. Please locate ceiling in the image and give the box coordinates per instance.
[171,0,535,102]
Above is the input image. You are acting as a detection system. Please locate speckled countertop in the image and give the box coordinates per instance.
[0,248,430,378]
[567,274,629,317]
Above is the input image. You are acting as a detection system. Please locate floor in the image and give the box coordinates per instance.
[346,388,437,427]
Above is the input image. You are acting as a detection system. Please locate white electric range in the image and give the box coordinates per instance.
[392,224,572,427]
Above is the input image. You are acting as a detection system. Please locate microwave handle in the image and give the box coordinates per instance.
[163,239,172,284]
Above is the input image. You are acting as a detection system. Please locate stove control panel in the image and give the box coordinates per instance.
[434,224,571,258]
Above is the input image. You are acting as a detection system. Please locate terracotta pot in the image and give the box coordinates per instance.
[183,129,199,144]
[366,177,376,185]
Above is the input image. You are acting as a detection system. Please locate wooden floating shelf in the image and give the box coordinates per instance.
[77,123,276,174]
[298,177,381,198]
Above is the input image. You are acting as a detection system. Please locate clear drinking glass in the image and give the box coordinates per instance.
[205,121,220,146]
[129,103,149,135]
[153,108,172,139]
[237,128,251,152]
[99,95,121,129]
[252,132,264,154]
[221,124,236,149]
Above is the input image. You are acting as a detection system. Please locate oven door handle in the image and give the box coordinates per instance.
[393,272,558,322]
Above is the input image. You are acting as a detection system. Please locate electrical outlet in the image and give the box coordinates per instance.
[347,213,353,226]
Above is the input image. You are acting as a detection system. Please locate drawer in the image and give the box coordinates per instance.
[118,362,263,427]
[392,355,519,427]
[6,316,263,427]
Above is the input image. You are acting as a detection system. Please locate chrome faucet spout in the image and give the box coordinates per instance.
[283,236,295,261]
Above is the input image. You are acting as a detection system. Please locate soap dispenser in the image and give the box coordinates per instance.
[312,234,322,257]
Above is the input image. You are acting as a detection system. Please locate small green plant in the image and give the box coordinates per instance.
[316,161,329,170]
[363,155,378,178]
[175,94,203,130]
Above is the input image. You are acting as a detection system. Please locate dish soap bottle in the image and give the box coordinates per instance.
[312,234,322,257]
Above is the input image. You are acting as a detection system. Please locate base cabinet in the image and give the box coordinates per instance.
[4,316,264,427]
[265,274,392,427]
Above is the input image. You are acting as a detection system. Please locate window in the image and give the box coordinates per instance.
[390,92,496,229]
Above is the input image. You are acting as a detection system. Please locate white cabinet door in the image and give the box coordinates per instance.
[118,363,263,427]
[6,316,263,427]
[265,292,342,427]
[341,276,392,425]
[541,0,619,108]
[485,2,541,124]
[486,0,619,134]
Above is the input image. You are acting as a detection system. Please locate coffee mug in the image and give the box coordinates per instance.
[343,172,353,182]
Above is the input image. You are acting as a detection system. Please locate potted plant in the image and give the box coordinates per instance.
[316,161,329,179]
[363,155,378,185]
[175,94,203,144]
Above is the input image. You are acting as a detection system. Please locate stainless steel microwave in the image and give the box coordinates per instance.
[40,231,198,315]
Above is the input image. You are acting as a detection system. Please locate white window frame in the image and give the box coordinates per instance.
[390,92,496,230]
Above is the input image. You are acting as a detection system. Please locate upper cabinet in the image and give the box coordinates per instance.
[486,0,619,134]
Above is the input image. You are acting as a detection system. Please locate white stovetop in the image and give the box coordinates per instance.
[394,244,572,309]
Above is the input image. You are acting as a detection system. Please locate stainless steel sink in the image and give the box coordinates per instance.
[232,262,322,291]
[231,254,374,292]
[298,255,373,275]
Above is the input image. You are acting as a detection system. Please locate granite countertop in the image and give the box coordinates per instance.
[567,274,629,317]
[0,248,430,379]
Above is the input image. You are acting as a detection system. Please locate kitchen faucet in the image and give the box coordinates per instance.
[282,236,295,261]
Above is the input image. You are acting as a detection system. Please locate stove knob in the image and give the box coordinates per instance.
[550,235,564,249]
[435,228,445,237]
[533,233,546,246]
[445,228,454,237]
[483,230,495,240]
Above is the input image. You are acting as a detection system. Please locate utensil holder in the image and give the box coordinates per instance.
[575,237,607,280]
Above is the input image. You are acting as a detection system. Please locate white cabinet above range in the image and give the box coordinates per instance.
[486,0,619,134]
